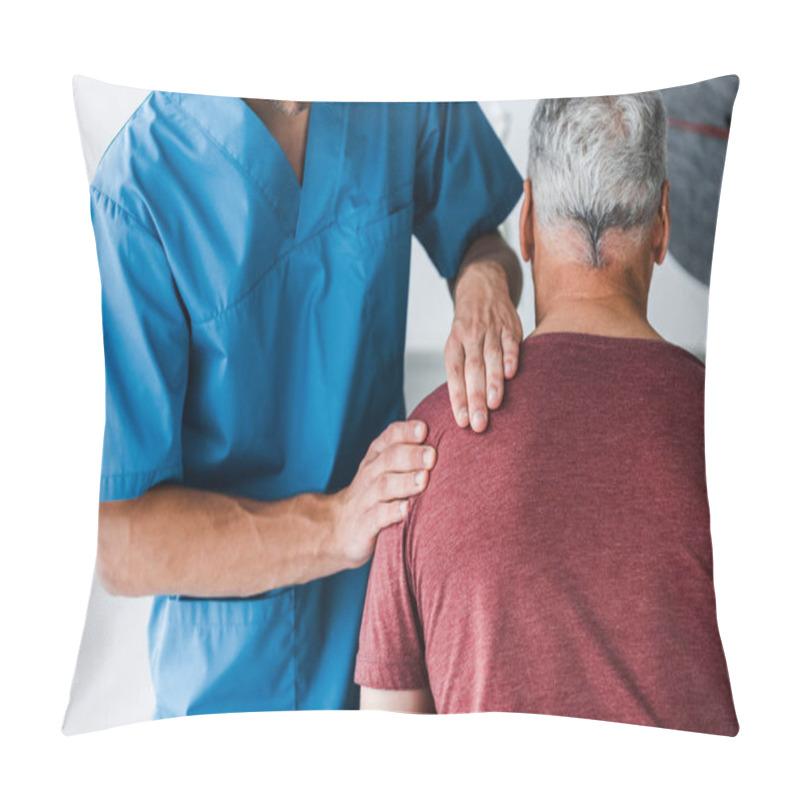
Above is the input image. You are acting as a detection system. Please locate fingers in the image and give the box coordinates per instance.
[371,442,436,474]
[371,467,430,505]
[362,433,437,508]
[463,340,488,433]
[366,419,427,462]
[484,332,505,410]
[445,335,470,429]
[372,499,411,530]
[447,324,517,433]
[337,429,433,568]
[501,323,522,379]
[364,438,436,507]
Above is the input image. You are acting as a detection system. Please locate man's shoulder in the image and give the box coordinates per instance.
[90,93,197,233]
[407,383,457,446]
[92,92,184,199]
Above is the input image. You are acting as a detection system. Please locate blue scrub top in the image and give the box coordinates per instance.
[91,92,522,717]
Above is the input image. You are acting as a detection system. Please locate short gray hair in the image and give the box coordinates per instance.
[527,92,667,266]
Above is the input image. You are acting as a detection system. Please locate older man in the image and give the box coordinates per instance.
[355,93,739,735]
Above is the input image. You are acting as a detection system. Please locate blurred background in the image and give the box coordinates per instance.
[65,76,733,733]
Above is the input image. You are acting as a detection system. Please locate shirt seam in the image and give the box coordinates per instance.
[159,92,289,228]
[356,655,426,667]
[191,202,413,329]
[527,332,705,369]
[90,185,161,242]
[101,462,182,480]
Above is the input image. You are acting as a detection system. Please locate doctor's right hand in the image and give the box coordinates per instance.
[331,420,436,569]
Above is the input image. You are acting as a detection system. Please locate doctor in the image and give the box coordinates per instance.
[91,93,523,717]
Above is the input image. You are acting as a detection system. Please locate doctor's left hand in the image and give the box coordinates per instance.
[445,259,523,434]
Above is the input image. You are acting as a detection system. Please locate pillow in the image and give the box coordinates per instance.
[65,75,738,735]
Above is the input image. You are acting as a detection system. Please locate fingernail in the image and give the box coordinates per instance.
[423,448,435,468]
[415,470,427,487]
[401,500,409,514]
[505,360,514,376]
[457,408,469,426]
[488,387,498,404]
[472,411,486,429]
[415,423,425,439]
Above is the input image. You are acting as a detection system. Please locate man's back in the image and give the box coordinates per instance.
[356,332,738,735]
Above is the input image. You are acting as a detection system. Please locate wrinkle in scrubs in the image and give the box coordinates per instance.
[91,92,522,716]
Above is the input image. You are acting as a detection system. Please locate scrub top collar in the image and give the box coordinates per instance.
[162,92,344,241]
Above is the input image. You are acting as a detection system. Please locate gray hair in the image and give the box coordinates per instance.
[527,92,667,266]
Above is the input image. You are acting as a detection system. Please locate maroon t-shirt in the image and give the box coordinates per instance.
[355,333,738,735]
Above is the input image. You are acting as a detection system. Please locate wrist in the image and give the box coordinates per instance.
[454,259,509,305]
[316,489,351,568]
[263,491,349,583]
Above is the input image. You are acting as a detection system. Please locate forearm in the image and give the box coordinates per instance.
[97,484,343,598]
[448,231,522,307]
[360,686,436,713]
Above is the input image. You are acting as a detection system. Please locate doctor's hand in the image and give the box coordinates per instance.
[331,420,436,568]
[446,258,523,434]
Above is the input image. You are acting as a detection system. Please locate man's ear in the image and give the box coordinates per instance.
[519,179,535,263]
[654,181,671,265]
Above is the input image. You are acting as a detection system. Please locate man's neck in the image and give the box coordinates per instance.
[532,294,661,340]
[531,255,660,341]
[242,99,310,186]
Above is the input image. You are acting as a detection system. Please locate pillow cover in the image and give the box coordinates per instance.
[65,75,738,735]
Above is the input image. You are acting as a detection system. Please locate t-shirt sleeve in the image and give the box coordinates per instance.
[354,516,429,691]
[91,187,189,502]
[412,101,523,280]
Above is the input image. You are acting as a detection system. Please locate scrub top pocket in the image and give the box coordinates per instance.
[149,590,296,718]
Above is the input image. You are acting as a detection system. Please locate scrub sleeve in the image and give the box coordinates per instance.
[413,102,523,279]
[90,186,188,503]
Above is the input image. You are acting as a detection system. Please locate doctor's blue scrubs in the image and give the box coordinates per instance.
[90,92,522,717]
